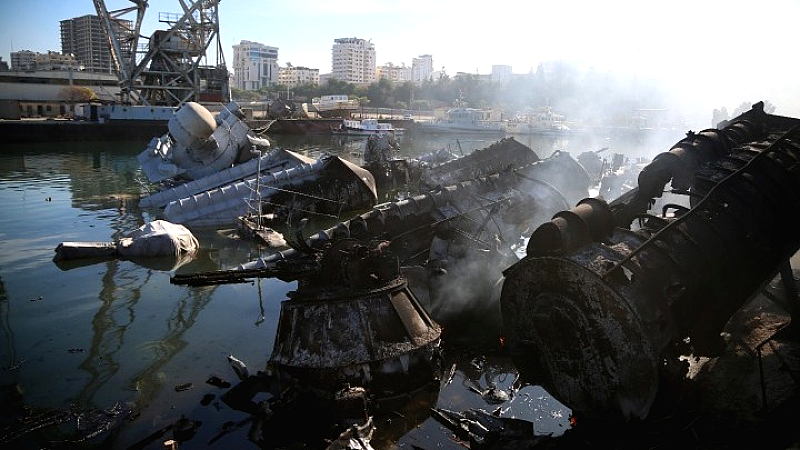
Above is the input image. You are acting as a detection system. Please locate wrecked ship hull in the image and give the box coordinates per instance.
[163,155,378,228]
[415,137,590,206]
[416,137,540,188]
[237,157,582,331]
[139,148,314,209]
[138,101,265,183]
[500,102,800,421]
[246,165,573,269]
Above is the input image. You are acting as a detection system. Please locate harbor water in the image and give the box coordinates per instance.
[0,129,682,448]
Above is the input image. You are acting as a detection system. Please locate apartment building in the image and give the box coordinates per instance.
[412,54,434,83]
[331,37,376,84]
[60,15,132,73]
[11,50,82,71]
[37,52,82,71]
[377,62,411,82]
[232,40,279,90]
[11,50,37,71]
[278,64,319,88]
[491,65,512,83]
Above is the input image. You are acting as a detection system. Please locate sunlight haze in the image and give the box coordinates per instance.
[1,0,797,120]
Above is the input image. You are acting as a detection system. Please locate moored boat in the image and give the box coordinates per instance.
[417,107,505,134]
[503,106,570,135]
[331,118,404,138]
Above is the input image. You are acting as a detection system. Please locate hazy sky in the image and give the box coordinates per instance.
[1,0,798,118]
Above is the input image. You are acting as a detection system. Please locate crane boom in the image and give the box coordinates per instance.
[92,0,229,107]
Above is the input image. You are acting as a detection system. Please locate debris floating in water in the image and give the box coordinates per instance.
[174,383,193,392]
[227,354,250,381]
[206,375,231,388]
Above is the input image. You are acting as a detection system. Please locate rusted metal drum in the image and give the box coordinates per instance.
[501,228,669,421]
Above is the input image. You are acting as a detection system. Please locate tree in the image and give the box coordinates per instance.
[411,99,430,111]
[257,86,273,99]
[325,78,353,96]
[230,88,260,102]
[365,78,393,108]
[60,86,98,102]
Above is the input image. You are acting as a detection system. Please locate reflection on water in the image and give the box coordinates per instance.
[0,129,684,447]
[0,277,20,395]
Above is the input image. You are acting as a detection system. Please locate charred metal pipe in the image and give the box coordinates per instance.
[526,197,615,257]
[501,107,800,421]
[610,104,765,227]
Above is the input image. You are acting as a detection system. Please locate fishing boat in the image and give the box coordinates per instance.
[331,118,404,138]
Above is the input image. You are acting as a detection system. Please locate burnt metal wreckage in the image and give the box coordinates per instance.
[167,140,590,446]
[136,101,379,230]
[501,102,800,427]
[162,154,379,228]
[173,146,589,331]
[213,239,442,448]
[124,101,799,446]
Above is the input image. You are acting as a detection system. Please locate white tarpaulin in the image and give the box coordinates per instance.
[116,220,199,258]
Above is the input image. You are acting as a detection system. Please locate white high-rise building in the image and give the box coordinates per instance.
[412,54,433,83]
[331,38,376,84]
[232,40,279,90]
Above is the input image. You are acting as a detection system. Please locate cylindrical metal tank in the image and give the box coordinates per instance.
[501,109,800,421]
[168,101,216,149]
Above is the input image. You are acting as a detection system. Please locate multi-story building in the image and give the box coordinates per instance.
[319,72,333,86]
[11,50,37,71]
[0,69,121,118]
[331,37,376,84]
[38,52,83,71]
[60,15,132,73]
[278,64,319,88]
[11,50,82,71]
[232,40,279,90]
[412,54,433,83]
[377,62,411,83]
[491,65,512,83]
